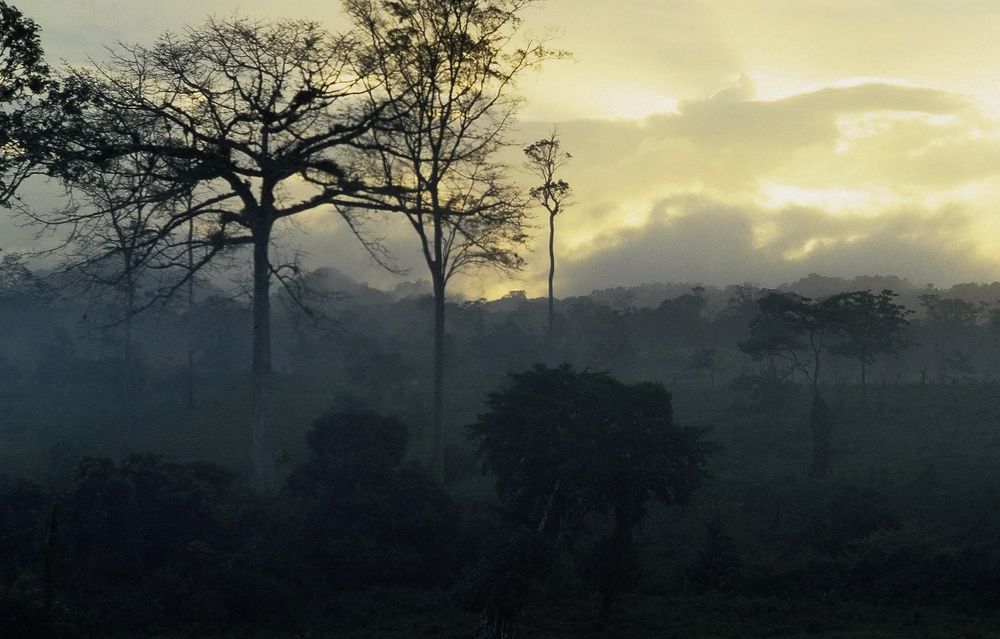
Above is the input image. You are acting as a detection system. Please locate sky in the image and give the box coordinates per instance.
[10,0,1000,299]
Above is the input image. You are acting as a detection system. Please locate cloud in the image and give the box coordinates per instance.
[515,81,976,216]
[516,0,742,120]
[554,195,993,295]
[16,3,1000,302]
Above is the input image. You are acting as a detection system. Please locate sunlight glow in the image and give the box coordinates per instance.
[756,183,898,214]
[591,89,679,120]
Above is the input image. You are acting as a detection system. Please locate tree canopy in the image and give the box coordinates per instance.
[0,0,52,203]
[468,364,713,628]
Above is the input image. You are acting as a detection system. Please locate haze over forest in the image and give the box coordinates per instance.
[9,2,1000,639]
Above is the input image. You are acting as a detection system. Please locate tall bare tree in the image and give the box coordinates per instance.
[345,0,558,479]
[48,17,384,491]
[524,131,571,341]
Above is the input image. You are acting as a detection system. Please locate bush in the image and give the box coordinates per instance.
[57,454,265,628]
[0,476,50,583]
[285,411,460,590]
[687,518,743,593]
[796,485,898,555]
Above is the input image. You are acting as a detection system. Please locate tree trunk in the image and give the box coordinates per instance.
[124,304,132,371]
[123,278,137,447]
[186,313,195,409]
[860,361,867,402]
[251,230,275,492]
[186,217,195,410]
[547,212,555,343]
[810,387,832,477]
[431,271,446,483]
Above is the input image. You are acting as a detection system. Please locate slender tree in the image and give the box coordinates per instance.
[346,0,557,479]
[186,211,196,410]
[524,130,571,341]
[47,17,384,491]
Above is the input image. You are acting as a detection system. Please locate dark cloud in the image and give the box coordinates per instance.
[558,195,992,295]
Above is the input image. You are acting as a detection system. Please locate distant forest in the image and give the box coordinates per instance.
[5,264,1000,442]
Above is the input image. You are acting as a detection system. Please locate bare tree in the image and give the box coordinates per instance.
[39,153,183,434]
[345,0,559,479]
[49,156,172,358]
[524,130,571,341]
[48,16,384,491]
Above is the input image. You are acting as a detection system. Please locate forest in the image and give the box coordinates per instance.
[5,1,1000,638]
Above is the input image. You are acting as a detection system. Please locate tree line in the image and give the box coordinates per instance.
[7,245,1000,482]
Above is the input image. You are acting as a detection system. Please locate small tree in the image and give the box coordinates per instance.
[48,156,176,434]
[468,364,712,632]
[51,155,177,358]
[917,293,983,382]
[740,291,843,477]
[688,347,719,386]
[827,289,911,398]
[285,411,459,590]
[524,131,571,341]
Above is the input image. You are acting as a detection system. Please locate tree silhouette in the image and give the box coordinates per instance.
[49,17,384,491]
[44,154,181,434]
[827,289,911,397]
[740,291,844,476]
[524,131,572,341]
[0,1,51,205]
[468,365,712,631]
[346,0,558,479]
[917,293,983,382]
[49,155,177,356]
[285,411,459,590]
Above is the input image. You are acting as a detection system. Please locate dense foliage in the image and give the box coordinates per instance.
[469,365,713,628]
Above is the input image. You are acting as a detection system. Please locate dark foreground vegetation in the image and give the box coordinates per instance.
[13,381,1000,638]
[7,267,1000,636]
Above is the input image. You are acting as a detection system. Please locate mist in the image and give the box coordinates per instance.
[6,1,1000,638]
